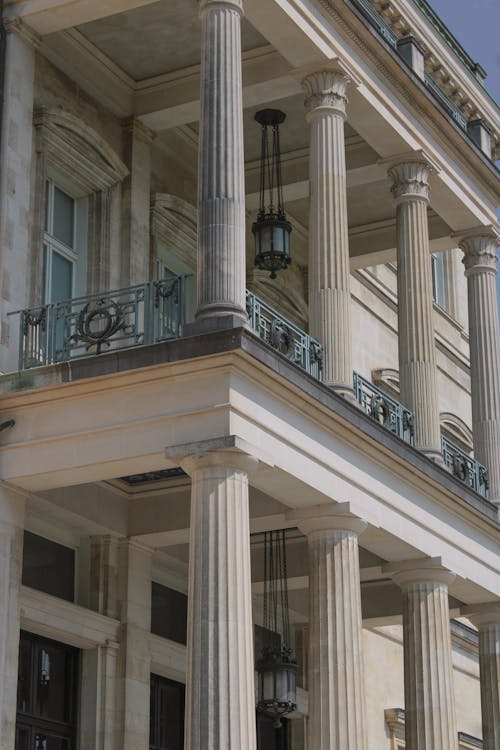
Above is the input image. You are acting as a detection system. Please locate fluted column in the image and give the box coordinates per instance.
[195,0,247,329]
[459,229,500,505]
[467,605,500,750]
[291,504,368,750]
[388,559,458,750]
[388,160,441,457]
[180,450,257,750]
[0,485,26,750]
[303,71,353,396]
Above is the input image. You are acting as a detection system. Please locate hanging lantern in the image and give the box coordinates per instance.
[255,529,297,728]
[252,109,292,279]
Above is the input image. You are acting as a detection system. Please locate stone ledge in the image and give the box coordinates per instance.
[0,326,497,523]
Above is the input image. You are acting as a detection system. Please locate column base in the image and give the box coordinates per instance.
[183,313,247,337]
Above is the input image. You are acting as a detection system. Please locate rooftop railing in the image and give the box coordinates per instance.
[246,290,323,381]
[441,435,488,498]
[349,0,469,132]
[11,277,189,370]
[353,371,414,444]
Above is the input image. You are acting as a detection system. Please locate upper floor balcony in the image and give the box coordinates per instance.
[9,277,490,500]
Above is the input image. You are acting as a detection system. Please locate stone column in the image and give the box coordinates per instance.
[303,71,353,396]
[459,229,500,505]
[388,159,441,458]
[179,449,257,750]
[388,559,458,750]
[467,605,500,750]
[116,539,153,750]
[0,22,37,373]
[193,0,247,331]
[79,536,121,750]
[0,485,26,750]
[121,119,155,288]
[291,504,368,750]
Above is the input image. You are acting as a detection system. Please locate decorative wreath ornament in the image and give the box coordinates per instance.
[76,300,125,353]
[269,319,293,357]
[370,394,390,426]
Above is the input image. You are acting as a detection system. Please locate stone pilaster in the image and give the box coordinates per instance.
[0,22,38,373]
[0,485,26,750]
[459,229,500,505]
[388,159,441,458]
[291,504,368,750]
[388,559,458,750]
[121,119,155,287]
[303,71,353,396]
[180,449,257,750]
[116,539,153,750]
[194,0,247,330]
[466,604,500,750]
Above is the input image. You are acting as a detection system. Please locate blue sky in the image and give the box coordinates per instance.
[427,0,500,324]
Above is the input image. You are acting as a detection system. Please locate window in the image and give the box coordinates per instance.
[431,252,446,310]
[150,674,185,750]
[16,631,79,750]
[22,532,75,602]
[151,582,187,644]
[43,179,87,304]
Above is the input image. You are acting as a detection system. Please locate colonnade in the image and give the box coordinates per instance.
[193,0,500,501]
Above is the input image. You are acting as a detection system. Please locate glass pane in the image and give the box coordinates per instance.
[22,532,75,602]
[35,733,71,750]
[50,252,73,304]
[150,674,185,750]
[17,637,33,714]
[53,187,74,248]
[15,724,31,750]
[34,643,75,723]
[151,583,187,644]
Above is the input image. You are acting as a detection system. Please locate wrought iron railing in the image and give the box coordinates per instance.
[353,371,414,444]
[441,435,488,498]
[424,74,468,130]
[246,290,323,380]
[11,277,189,370]
[350,0,469,132]
[352,0,398,47]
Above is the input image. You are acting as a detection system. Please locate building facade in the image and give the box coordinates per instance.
[0,0,499,749]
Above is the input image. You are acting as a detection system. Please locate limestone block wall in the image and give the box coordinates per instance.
[350,260,473,433]
[363,624,482,750]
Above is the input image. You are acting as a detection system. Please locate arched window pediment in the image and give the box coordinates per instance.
[34,108,128,193]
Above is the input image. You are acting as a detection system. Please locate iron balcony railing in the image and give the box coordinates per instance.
[441,435,488,498]
[246,290,323,380]
[353,371,414,444]
[11,277,189,370]
[424,74,468,130]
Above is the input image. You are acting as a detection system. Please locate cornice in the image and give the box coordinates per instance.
[318,0,500,200]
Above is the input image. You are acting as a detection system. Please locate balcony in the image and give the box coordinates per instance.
[11,280,323,382]
[10,281,489,499]
[441,435,489,498]
[353,370,414,445]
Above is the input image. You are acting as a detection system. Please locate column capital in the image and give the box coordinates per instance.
[199,0,243,15]
[387,158,432,205]
[462,602,500,628]
[3,18,42,49]
[165,435,263,476]
[384,557,455,588]
[457,227,499,274]
[303,70,349,119]
[286,502,367,536]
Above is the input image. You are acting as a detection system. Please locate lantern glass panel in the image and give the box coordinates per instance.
[275,668,288,702]
[263,670,274,701]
